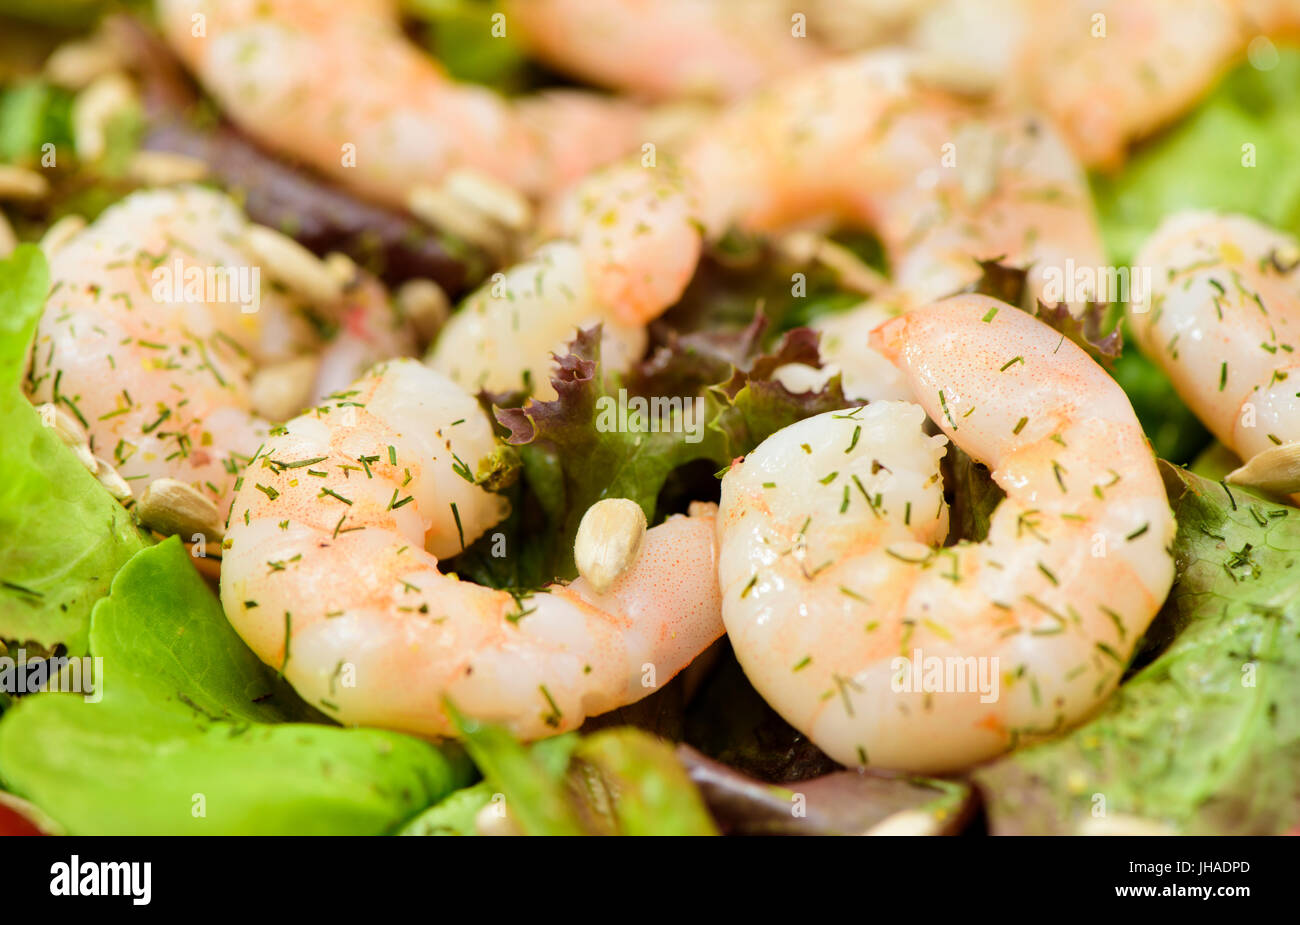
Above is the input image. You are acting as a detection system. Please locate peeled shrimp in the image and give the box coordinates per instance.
[912,0,1299,170]
[510,0,1279,172]
[430,52,1105,407]
[1128,211,1300,464]
[717,295,1174,772]
[507,0,827,102]
[26,185,413,512]
[683,51,1105,401]
[157,0,648,208]
[427,159,701,398]
[220,359,724,739]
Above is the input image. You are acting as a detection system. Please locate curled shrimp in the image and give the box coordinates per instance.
[1128,211,1300,466]
[427,158,702,398]
[157,0,649,208]
[25,184,413,515]
[507,0,827,102]
[716,294,1174,772]
[683,51,1105,401]
[220,359,723,739]
[913,0,1300,169]
[684,52,1103,305]
[430,52,1104,407]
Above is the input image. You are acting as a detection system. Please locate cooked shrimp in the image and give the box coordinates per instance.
[437,52,1104,407]
[1128,211,1300,465]
[507,0,827,102]
[427,159,701,398]
[25,185,414,513]
[157,0,648,208]
[686,51,1104,402]
[220,359,724,739]
[912,0,1291,170]
[717,294,1174,772]
[685,53,1103,304]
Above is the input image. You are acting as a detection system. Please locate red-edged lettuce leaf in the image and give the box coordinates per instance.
[489,323,851,581]
[969,259,1122,366]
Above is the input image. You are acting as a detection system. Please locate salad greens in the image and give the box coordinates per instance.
[1093,47,1300,464]
[0,0,106,28]
[0,246,148,656]
[1093,48,1300,267]
[472,323,850,584]
[402,718,718,835]
[976,466,1300,835]
[0,538,474,834]
[2,18,1300,838]
[402,0,537,93]
[0,80,74,166]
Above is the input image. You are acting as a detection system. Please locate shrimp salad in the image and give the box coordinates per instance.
[0,0,1297,843]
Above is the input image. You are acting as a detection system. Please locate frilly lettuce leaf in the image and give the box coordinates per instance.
[975,465,1300,835]
[0,538,473,834]
[483,322,851,583]
[0,245,148,656]
[968,259,1121,366]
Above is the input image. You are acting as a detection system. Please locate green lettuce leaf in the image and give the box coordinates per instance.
[0,0,107,27]
[0,79,74,167]
[1092,49,1300,465]
[567,728,718,835]
[0,245,148,655]
[401,0,535,93]
[975,465,1300,835]
[397,781,495,836]
[415,711,716,835]
[0,538,473,834]
[488,324,851,582]
[1093,47,1300,268]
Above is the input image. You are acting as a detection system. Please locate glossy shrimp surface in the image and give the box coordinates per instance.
[427,160,702,397]
[508,0,826,102]
[914,0,1294,169]
[25,185,411,509]
[221,359,724,739]
[717,295,1174,772]
[1128,211,1300,462]
[157,0,646,206]
[439,52,1105,407]
[685,53,1103,303]
[684,51,1105,402]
